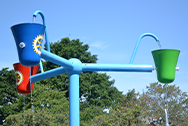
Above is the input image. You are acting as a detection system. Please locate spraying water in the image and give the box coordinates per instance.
[164,109,170,126]
[23,95,25,126]
[31,16,35,125]
[29,67,34,126]
[32,16,36,23]
[164,84,169,126]
[157,40,162,49]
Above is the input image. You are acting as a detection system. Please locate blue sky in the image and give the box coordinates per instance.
[0,0,188,94]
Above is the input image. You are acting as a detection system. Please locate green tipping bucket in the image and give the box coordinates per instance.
[152,49,180,83]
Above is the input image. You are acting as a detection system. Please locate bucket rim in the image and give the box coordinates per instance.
[13,62,22,66]
[152,49,180,53]
[11,23,45,29]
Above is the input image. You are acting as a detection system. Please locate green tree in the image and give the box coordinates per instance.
[139,82,188,125]
[120,89,144,125]
[3,84,69,126]
[91,89,146,126]
[3,84,108,126]
[0,68,19,125]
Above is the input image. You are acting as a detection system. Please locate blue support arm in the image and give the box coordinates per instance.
[33,10,50,73]
[30,67,66,83]
[82,63,153,72]
[33,10,50,52]
[41,49,73,69]
[129,33,159,64]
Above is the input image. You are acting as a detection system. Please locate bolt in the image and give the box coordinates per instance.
[19,42,25,48]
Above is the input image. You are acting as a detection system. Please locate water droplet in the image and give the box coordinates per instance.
[29,67,34,126]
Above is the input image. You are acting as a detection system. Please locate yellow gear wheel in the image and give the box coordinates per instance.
[15,71,23,86]
[32,35,43,55]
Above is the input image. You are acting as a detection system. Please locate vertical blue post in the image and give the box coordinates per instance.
[67,58,82,126]
[69,73,80,126]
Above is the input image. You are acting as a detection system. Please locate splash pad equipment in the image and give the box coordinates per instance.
[13,63,39,94]
[152,49,180,83]
[152,49,180,126]
[11,23,45,66]
[11,10,180,126]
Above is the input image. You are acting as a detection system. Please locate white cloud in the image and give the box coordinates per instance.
[82,37,90,40]
[90,41,110,49]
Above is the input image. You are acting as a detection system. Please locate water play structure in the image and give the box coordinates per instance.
[11,10,180,126]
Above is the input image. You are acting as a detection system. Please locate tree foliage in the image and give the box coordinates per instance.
[3,84,69,126]
[139,82,188,125]
[91,89,146,126]
[0,68,19,125]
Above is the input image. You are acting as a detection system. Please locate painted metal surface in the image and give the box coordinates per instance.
[41,49,74,69]
[33,10,50,52]
[129,33,159,64]
[30,67,66,83]
[152,49,180,83]
[11,23,45,66]
[33,10,50,73]
[13,63,39,94]
[82,63,153,72]
[69,74,80,126]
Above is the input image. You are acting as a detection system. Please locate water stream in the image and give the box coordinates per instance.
[165,84,169,126]
[23,95,25,126]
[157,40,162,49]
[32,16,35,23]
[31,16,35,125]
[29,67,34,126]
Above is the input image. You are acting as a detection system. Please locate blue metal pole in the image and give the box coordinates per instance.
[39,60,44,73]
[66,58,82,126]
[129,33,159,64]
[33,10,50,52]
[33,10,50,72]
[82,63,153,72]
[41,49,73,69]
[69,73,80,126]
[30,67,66,83]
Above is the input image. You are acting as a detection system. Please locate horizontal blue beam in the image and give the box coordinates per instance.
[82,63,153,72]
[30,67,66,83]
[41,49,73,69]
[30,63,153,83]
